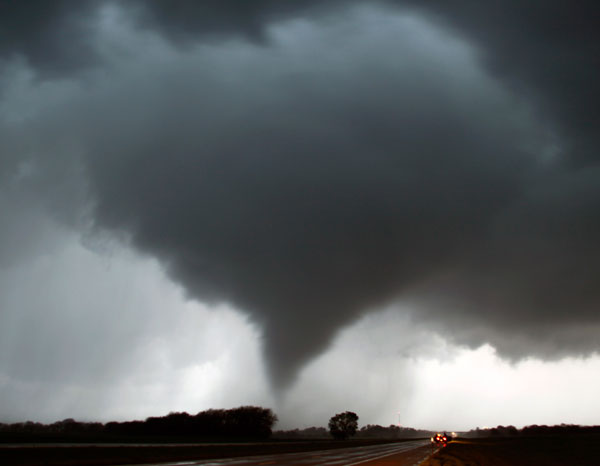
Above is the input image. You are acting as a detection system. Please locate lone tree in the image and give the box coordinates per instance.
[328,411,359,440]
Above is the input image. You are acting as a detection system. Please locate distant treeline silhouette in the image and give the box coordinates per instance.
[273,424,433,439]
[465,424,600,438]
[273,423,600,440]
[356,424,434,439]
[0,406,277,440]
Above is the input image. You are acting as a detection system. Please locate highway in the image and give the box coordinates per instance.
[127,440,433,466]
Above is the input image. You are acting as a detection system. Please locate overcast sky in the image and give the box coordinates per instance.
[1,1,599,431]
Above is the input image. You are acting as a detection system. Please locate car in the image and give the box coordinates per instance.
[431,432,449,445]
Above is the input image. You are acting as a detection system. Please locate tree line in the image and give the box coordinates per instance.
[465,424,600,438]
[0,406,277,440]
[274,423,433,439]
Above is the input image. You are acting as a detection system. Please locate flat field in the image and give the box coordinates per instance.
[423,435,600,466]
[0,438,414,465]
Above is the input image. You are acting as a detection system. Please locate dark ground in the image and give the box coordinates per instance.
[0,438,415,465]
[423,434,600,466]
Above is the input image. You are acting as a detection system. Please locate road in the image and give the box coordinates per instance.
[125,440,434,466]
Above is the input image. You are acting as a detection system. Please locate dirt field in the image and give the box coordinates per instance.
[422,435,600,466]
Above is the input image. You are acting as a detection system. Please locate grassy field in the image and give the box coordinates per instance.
[423,435,600,466]
[0,438,416,465]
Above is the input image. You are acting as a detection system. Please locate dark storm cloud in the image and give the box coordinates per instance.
[59,9,573,389]
[1,1,599,389]
[4,0,598,162]
[0,0,103,75]
[0,0,349,75]
[402,1,600,167]
[136,0,600,166]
